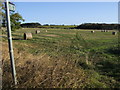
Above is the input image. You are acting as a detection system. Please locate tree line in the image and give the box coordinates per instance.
[20,23,76,29]
[75,23,119,30]
[20,23,120,30]
[20,23,41,28]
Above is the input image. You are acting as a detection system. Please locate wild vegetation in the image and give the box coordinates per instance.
[1,28,120,88]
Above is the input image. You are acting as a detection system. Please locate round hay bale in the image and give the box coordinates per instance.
[36,30,40,34]
[91,31,95,33]
[103,30,106,32]
[112,32,117,35]
[24,33,33,40]
[101,30,104,32]
[106,30,109,32]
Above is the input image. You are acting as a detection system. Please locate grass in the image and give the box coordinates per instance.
[1,28,120,88]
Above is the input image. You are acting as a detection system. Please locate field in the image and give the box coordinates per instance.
[1,28,120,88]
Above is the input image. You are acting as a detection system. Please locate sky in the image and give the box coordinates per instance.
[8,0,120,2]
[14,2,118,25]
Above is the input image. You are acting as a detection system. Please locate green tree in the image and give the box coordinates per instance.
[0,1,5,27]
[0,2,2,28]
[10,13,25,31]
[0,2,25,31]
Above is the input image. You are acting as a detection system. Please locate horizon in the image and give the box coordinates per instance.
[21,22,119,26]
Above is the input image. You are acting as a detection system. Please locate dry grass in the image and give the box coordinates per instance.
[2,41,88,88]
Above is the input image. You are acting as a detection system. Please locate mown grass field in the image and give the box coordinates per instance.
[1,28,120,88]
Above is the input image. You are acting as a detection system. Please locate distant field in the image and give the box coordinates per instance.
[2,28,120,88]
